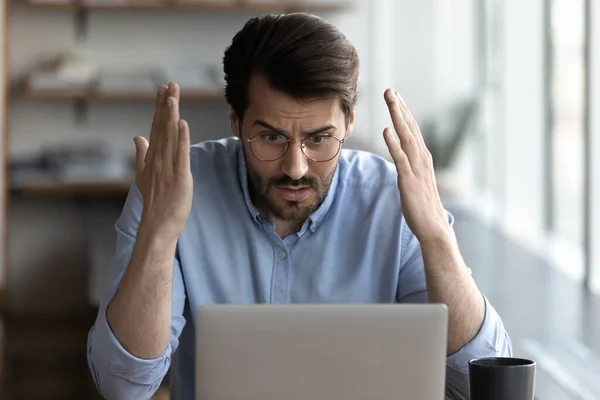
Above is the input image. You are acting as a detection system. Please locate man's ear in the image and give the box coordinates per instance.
[345,108,356,140]
[230,107,241,139]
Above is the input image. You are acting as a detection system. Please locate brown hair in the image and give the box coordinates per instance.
[223,12,359,124]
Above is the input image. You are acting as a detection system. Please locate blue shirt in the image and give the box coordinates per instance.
[87,137,512,400]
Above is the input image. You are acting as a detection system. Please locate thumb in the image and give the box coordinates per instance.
[133,136,149,178]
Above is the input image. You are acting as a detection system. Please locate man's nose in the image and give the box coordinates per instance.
[281,142,309,181]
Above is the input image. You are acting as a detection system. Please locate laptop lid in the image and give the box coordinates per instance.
[196,304,448,400]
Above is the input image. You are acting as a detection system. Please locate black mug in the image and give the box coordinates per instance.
[469,357,536,400]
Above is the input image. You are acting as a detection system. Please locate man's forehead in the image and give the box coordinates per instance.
[246,74,345,121]
[251,118,338,138]
[246,97,344,125]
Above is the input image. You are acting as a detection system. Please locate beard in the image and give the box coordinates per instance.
[247,165,336,222]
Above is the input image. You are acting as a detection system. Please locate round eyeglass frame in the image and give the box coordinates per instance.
[244,134,346,162]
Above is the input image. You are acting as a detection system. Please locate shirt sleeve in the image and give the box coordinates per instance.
[86,184,188,400]
[396,211,513,400]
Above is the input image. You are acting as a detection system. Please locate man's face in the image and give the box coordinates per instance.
[231,74,355,222]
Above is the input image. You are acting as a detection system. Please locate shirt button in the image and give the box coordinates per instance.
[279,251,286,260]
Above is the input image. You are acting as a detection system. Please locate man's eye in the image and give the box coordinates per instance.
[309,135,329,144]
[262,134,286,144]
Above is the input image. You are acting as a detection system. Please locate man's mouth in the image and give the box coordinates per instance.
[277,185,310,190]
[275,186,312,201]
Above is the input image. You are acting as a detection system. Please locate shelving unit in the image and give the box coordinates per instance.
[7,0,355,198]
[3,3,356,251]
[15,180,132,197]
[24,0,354,37]
[23,86,225,102]
[23,0,353,13]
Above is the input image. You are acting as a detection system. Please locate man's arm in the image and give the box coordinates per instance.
[420,229,485,354]
[382,88,487,352]
[87,82,194,399]
[87,185,188,400]
[106,81,192,359]
[105,222,179,359]
[397,217,512,399]
[384,88,512,399]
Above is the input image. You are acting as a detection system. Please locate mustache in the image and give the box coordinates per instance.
[270,175,317,188]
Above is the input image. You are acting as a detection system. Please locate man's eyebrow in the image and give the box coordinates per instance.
[304,124,336,136]
[253,120,285,134]
[253,119,336,136]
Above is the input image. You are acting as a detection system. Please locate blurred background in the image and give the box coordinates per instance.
[0,0,599,398]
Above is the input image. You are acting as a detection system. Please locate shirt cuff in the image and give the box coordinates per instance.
[446,294,512,375]
[88,306,172,385]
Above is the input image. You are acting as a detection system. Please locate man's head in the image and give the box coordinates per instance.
[223,13,359,223]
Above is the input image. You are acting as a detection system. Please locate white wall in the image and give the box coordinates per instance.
[367,0,478,167]
[478,0,587,282]
[478,0,506,224]
[433,0,477,111]
[433,0,479,196]
[358,0,439,158]
[589,0,600,295]
[389,0,437,122]
[498,0,547,253]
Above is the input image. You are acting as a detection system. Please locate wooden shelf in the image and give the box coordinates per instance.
[16,180,132,197]
[23,0,354,13]
[23,87,225,102]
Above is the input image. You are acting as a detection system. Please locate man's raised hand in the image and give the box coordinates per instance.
[134,82,193,241]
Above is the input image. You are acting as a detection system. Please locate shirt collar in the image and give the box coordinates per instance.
[306,162,339,232]
[236,140,340,232]
[237,142,263,224]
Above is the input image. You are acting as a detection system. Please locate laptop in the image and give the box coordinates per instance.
[195,304,448,400]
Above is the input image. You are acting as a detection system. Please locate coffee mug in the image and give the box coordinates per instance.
[469,357,536,400]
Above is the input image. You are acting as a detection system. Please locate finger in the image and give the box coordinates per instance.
[395,91,420,139]
[163,96,180,168]
[384,89,420,164]
[168,81,180,103]
[150,84,168,140]
[396,93,434,169]
[167,93,180,122]
[148,84,168,162]
[383,127,411,175]
[395,91,428,153]
[176,120,191,174]
[134,136,149,179]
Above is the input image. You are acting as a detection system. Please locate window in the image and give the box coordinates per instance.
[548,0,586,267]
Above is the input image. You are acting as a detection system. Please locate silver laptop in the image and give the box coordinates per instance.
[196,304,448,400]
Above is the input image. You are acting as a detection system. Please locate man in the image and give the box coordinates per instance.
[87,12,511,400]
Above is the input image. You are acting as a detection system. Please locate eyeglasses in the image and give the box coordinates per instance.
[245,133,345,162]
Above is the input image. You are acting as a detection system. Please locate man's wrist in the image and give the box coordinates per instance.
[417,226,455,251]
[137,219,180,252]
[418,228,464,269]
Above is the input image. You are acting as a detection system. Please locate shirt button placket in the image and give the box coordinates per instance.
[273,248,289,304]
